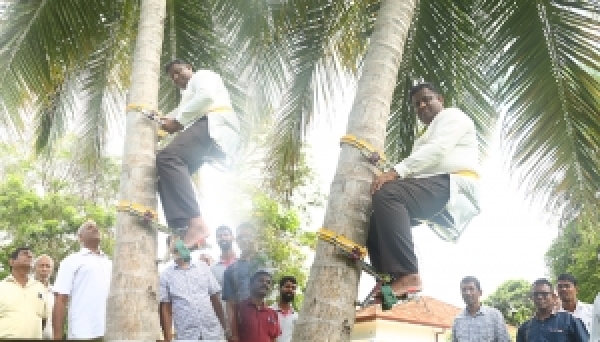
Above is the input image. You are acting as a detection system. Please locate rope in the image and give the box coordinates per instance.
[340,134,394,172]
[116,201,170,234]
[126,103,169,138]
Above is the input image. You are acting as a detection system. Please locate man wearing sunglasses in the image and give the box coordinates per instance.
[516,278,588,342]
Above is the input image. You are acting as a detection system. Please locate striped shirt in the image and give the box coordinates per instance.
[159,263,223,340]
[452,305,510,342]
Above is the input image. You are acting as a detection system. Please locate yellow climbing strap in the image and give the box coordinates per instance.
[317,228,367,259]
[116,201,169,234]
[340,134,393,172]
[126,103,169,138]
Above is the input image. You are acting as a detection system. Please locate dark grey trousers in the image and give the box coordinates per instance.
[367,174,450,277]
[156,117,224,229]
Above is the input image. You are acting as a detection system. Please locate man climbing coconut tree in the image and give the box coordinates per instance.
[158,59,240,259]
[369,82,481,300]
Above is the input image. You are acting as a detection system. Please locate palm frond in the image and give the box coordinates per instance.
[494,0,600,214]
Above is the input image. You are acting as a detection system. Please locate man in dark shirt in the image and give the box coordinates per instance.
[517,278,588,342]
[222,222,264,341]
[235,271,281,342]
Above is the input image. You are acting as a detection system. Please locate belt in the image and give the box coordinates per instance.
[453,170,479,179]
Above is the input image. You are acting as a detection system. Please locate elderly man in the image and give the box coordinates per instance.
[0,247,49,339]
[34,254,55,339]
[369,82,480,298]
[52,220,112,339]
[158,59,240,256]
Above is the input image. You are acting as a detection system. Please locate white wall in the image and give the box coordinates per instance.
[352,320,450,342]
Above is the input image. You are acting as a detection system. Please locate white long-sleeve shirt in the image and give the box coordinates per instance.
[166,69,240,160]
[393,107,481,242]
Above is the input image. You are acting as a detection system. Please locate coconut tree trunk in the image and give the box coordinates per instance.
[105,0,166,339]
[292,1,417,341]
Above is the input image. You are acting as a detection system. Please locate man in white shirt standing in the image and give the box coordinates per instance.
[271,276,298,342]
[369,82,481,298]
[33,254,55,339]
[52,220,112,339]
[557,273,593,332]
[158,59,240,256]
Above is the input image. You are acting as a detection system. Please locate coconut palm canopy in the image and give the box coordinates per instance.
[0,0,598,220]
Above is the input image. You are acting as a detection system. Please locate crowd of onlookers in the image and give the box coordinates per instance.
[452,275,593,341]
[0,219,595,341]
[0,220,298,341]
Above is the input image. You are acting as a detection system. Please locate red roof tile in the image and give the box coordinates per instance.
[355,296,462,329]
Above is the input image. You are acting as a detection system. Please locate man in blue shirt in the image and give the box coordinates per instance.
[517,278,588,342]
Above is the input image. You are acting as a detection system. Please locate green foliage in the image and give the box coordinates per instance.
[545,209,600,303]
[483,279,534,327]
[251,193,316,310]
[0,176,116,280]
[0,140,119,280]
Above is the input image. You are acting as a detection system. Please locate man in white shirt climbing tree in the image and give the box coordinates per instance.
[158,59,240,258]
[369,82,481,300]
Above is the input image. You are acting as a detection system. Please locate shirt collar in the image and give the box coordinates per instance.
[462,305,485,317]
[217,255,237,267]
[5,274,38,287]
[272,302,295,314]
[79,247,106,256]
[173,263,197,270]
[559,300,585,313]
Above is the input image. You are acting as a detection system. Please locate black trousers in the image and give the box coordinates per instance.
[367,174,450,276]
[156,117,224,229]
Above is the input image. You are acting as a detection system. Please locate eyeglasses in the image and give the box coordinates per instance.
[532,291,553,298]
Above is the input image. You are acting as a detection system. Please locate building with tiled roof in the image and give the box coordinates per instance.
[352,296,462,342]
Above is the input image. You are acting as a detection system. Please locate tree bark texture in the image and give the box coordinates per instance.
[292,1,417,341]
[105,0,166,339]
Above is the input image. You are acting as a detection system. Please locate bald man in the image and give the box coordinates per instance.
[34,255,55,339]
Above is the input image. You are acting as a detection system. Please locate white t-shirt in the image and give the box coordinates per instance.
[271,303,298,342]
[560,300,594,332]
[53,248,112,339]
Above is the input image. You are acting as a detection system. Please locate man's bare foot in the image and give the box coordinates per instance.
[183,216,210,249]
[390,273,422,296]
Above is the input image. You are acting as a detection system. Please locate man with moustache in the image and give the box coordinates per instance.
[235,271,281,342]
[211,225,238,288]
[517,278,588,342]
[452,276,509,342]
[159,238,228,341]
[52,220,112,340]
[158,59,240,255]
[271,276,298,342]
[33,254,55,339]
[0,247,48,339]
[369,82,481,299]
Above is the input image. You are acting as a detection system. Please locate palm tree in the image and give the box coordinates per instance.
[1,0,598,339]
[103,0,166,338]
[290,1,419,340]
